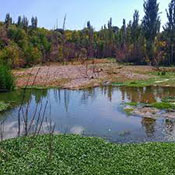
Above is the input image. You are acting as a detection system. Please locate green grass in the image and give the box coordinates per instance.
[0,101,10,112]
[1,135,175,175]
[106,57,116,62]
[21,85,53,90]
[150,71,175,78]
[125,101,175,110]
[125,102,138,106]
[152,102,175,110]
[112,71,175,88]
[124,108,134,115]
[112,78,157,87]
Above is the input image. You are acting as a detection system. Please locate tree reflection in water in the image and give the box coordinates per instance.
[141,117,156,137]
[165,119,175,136]
[1,86,175,142]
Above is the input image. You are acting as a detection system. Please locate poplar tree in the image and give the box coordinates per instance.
[142,0,160,64]
[5,13,12,28]
[31,17,38,29]
[17,16,22,27]
[164,0,175,65]
[131,10,140,44]
[22,16,29,31]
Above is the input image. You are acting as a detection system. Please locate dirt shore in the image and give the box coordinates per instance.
[13,59,175,90]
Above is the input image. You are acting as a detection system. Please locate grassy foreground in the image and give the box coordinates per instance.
[1,135,175,175]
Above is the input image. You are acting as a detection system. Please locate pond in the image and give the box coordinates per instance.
[1,86,175,143]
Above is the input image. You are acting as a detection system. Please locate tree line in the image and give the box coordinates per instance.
[1,0,175,68]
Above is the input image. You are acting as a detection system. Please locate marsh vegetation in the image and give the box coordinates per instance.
[1,0,175,174]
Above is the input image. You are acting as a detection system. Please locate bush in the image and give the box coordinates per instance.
[0,65,15,91]
[0,42,21,68]
[24,46,41,66]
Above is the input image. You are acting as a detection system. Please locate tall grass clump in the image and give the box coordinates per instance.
[0,64,15,91]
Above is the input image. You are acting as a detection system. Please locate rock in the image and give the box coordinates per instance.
[132,107,160,118]
[162,112,175,119]
[103,81,111,86]
[90,76,94,79]
[93,83,99,87]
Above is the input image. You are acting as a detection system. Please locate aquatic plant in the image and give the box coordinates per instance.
[1,134,175,174]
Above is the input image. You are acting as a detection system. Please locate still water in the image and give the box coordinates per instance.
[1,86,175,143]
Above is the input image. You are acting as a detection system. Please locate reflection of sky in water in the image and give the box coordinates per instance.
[1,86,175,143]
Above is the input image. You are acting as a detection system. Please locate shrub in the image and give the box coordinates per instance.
[0,65,15,91]
[24,46,41,66]
[0,42,21,68]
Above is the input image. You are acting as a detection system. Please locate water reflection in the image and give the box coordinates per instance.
[165,119,175,135]
[1,86,175,143]
[120,86,175,103]
[141,118,156,137]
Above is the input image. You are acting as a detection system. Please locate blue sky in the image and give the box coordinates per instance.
[0,0,171,30]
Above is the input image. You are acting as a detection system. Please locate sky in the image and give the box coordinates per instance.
[0,0,171,31]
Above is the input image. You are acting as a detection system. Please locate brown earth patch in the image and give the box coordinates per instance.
[13,61,158,89]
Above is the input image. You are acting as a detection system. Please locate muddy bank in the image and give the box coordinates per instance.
[13,59,175,90]
[13,61,154,90]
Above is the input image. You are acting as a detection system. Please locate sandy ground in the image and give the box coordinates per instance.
[13,60,155,89]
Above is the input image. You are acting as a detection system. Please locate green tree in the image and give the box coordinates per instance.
[31,17,38,29]
[121,19,126,49]
[5,13,12,28]
[142,0,160,64]
[164,0,175,65]
[0,65,15,91]
[0,42,21,67]
[17,16,22,27]
[25,45,41,66]
[22,16,29,31]
[131,10,140,44]
[130,10,143,63]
